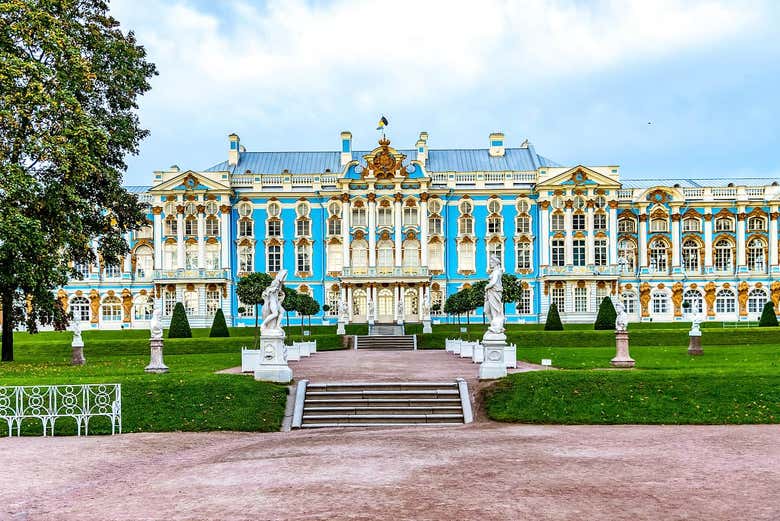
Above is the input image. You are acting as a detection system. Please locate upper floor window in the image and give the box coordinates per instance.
[715,216,734,232]
[747,216,766,232]
[184,216,197,236]
[650,217,668,233]
[104,264,121,278]
[682,217,700,232]
[618,218,636,233]
[459,216,474,235]
[551,238,565,267]
[516,199,531,213]
[352,206,367,227]
[551,195,564,210]
[328,217,341,236]
[165,215,177,236]
[714,239,733,271]
[487,216,502,234]
[573,196,586,210]
[428,198,442,214]
[429,215,442,235]
[205,200,219,215]
[551,212,564,232]
[377,206,393,226]
[515,215,530,234]
[296,218,311,237]
[237,202,252,218]
[487,199,501,214]
[594,196,607,209]
[403,206,418,226]
[239,218,253,237]
[593,213,607,230]
[327,201,341,217]
[267,219,281,237]
[267,202,281,218]
[205,216,219,236]
[572,213,585,231]
[459,200,473,215]
[184,201,197,216]
[296,202,309,218]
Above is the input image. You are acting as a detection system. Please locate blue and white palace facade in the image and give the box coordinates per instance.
[60,131,780,329]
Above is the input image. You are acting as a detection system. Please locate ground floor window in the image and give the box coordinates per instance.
[71,296,90,322]
[683,289,704,314]
[238,299,255,318]
[747,289,767,314]
[574,287,588,312]
[621,292,636,314]
[652,292,668,314]
[184,290,198,315]
[206,289,220,315]
[134,295,153,320]
[551,287,565,312]
[378,289,394,317]
[715,289,735,314]
[164,290,176,316]
[102,296,122,321]
[517,288,531,314]
[327,291,339,316]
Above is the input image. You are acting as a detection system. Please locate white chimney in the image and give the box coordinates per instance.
[415,131,429,166]
[228,133,240,166]
[489,132,505,157]
[340,131,352,166]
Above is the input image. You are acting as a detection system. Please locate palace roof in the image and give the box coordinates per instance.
[620,177,777,188]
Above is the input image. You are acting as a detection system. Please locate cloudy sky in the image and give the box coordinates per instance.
[110,0,780,185]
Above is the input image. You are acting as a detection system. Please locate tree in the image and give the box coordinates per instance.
[282,287,299,329]
[209,308,229,337]
[467,281,487,325]
[297,295,320,332]
[168,303,192,338]
[544,303,564,331]
[594,297,617,330]
[759,301,778,327]
[235,272,272,348]
[501,274,522,305]
[0,1,157,361]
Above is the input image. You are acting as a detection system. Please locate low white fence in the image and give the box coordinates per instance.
[445,338,516,368]
[241,340,318,372]
[0,384,121,437]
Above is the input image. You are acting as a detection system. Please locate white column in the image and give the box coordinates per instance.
[342,198,351,268]
[197,211,206,269]
[394,197,402,266]
[346,285,353,321]
[220,207,230,271]
[418,285,424,317]
[368,198,376,267]
[420,197,429,267]
[564,206,573,265]
[176,211,185,269]
[770,208,779,267]
[638,211,648,268]
[671,211,681,269]
[585,206,594,265]
[608,203,618,265]
[394,284,401,320]
[540,203,550,266]
[153,209,163,270]
[736,208,746,269]
[704,211,713,270]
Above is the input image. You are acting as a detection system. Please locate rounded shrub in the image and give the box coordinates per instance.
[168,302,192,338]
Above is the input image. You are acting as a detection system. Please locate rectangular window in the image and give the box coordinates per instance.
[593,214,607,230]
[206,290,220,315]
[352,207,367,227]
[328,218,341,236]
[296,219,310,237]
[238,300,255,318]
[551,239,565,267]
[185,218,197,236]
[515,216,530,234]
[267,246,280,273]
[551,213,564,231]
[594,239,607,266]
[572,214,585,230]
[240,249,254,272]
[104,265,120,278]
[429,216,442,235]
[403,207,418,226]
[622,294,636,314]
[267,220,281,237]
[459,217,473,235]
[516,243,531,271]
[165,218,178,236]
[297,245,311,273]
[205,218,220,236]
[573,239,585,266]
[652,294,668,314]
[517,288,531,314]
[551,287,565,312]
[618,219,635,233]
[487,217,502,234]
[378,207,392,226]
[239,220,253,237]
[164,291,176,316]
[574,287,588,313]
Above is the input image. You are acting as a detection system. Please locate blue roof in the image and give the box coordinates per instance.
[204,147,559,174]
[125,185,152,193]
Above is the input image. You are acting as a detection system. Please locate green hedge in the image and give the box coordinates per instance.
[168,302,192,338]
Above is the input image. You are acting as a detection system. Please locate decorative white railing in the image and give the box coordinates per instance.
[1,384,121,437]
[540,265,620,276]
[136,194,154,203]
[231,174,254,186]
[431,173,448,183]
[711,187,737,198]
[746,187,765,198]
[485,173,504,182]
[341,266,429,277]
[616,189,634,200]
[153,268,231,280]
[682,188,705,198]
[455,173,476,183]
[263,175,284,185]
[321,175,338,185]
[291,175,316,185]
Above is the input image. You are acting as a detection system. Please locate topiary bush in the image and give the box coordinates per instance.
[758,301,778,327]
[594,297,617,330]
[168,302,192,338]
[209,308,230,337]
[544,303,564,331]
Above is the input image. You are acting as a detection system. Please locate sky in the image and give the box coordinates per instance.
[110,0,780,185]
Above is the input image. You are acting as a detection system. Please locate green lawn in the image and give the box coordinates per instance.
[0,326,351,435]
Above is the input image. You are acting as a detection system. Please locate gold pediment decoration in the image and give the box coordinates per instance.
[362,137,408,180]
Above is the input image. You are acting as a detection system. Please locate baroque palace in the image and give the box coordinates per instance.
[59,130,780,329]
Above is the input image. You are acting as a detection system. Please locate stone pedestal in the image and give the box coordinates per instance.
[479,333,507,379]
[688,332,703,355]
[336,319,346,335]
[422,318,432,334]
[145,338,169,373]
[253,331,292,383]
[610,331,635,368]
[71,340,85,366]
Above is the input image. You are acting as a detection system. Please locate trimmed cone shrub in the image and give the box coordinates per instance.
[544,303,564,331]
[594,296,617,330]
[168,302,192,338]
[758,301,779,327]
[209,308,230,337]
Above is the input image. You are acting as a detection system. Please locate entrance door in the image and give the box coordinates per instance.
[377,289,394,323]
[404,289,419,322]
[352,289,367,322]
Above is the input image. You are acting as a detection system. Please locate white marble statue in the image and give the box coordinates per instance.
[615,301,629,332]
[367,300,375,320]
[617,255,629,273]
[690,314,703,335]
[422,291,431,317]
[70,320,83,346]
[261,269,287,333]
[150,305,163,340]
[397,299,404,318]
[338,298,348,320]
[484,255,505,336]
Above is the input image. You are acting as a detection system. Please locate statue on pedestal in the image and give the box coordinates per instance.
[615,301,629,332]
[484,255,505,337]
[145,305,169,373]
[255,270,292,383]
[611,301,635,368]
[688,314,703,355]
[261,270,286,334]
[367,300,375,323]
[70,320,85,365]
[422,291,431,319]
[150,306,163,340]
[396,298,404,324]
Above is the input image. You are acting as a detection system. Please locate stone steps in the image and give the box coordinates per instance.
[293,380,473,429]
[355,335,416,350]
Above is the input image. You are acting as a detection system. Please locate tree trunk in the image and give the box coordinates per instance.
[1,292,14,362]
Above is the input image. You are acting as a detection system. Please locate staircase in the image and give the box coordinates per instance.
[292,380,473,428]
[369,324,405,336]
[355,334,416,350]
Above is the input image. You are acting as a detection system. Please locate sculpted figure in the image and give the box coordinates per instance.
[367,300,375,320]
[150,305,163,340]
[261,269,287,333]
[422,291,431,317]
[690,314,703,335]
[484,255,505,335]
[338,298,348,320]
[70,320,83,345]
[615,301,628,332]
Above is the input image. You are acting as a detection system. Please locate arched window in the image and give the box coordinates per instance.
[516,240,532,271]
[457,240,475,272]
[459,216,473,235]
[237,201,253,218]
[748,289,768,314]
[296,242,311,274]
[651,292,668,314]
[351,239,368,273]
[683,289,703,314]
[352,289,366,317]
[649,239,668,272]
[135,245,154,278]
[516,199,530,214]
[377,240,394,273]
[404,288,419,315]
[429,198,443,215]
[650,217,668,233]
[573,196,586,210]
[715,289,735,314]
[163,242,177,270]
[185,242,198,269]
[205,215,220,236]
[402,239,420,272]
[328,201,341,217]
[618,239,636,272]
[428,240,443,271]
[621,292,637,314]
[102,296,122,322]
[747,238,766,272]
[682,240,700,272]
[327,242,343,272]
[594,196,607,209]
[71,296,90,322]
[714,239,733,272]
[133,294,153,320]
[239,245,254,273]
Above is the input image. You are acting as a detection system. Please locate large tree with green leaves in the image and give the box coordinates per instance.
[235,272,272,348]
[0,0,157,361]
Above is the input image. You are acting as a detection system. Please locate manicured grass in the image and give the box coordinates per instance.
[1,327,351,435]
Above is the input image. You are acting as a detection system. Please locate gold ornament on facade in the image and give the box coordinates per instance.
[57,289,69,314]
[737,281,749,316]
[704,282,717,316]
[671,282,683,317]
[89,290,100,323]
[121,289,133,323]
[771,281,780,312]
[639,282,651,317]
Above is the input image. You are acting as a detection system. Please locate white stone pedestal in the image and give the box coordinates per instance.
[253,331,292,383]
[479,333,508,379]
[145,338,169,373]
[688,331,703,355]
[336,319,346,335]
[71,340,85,366]
[611,331,635,368]
[422,318,432,334]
